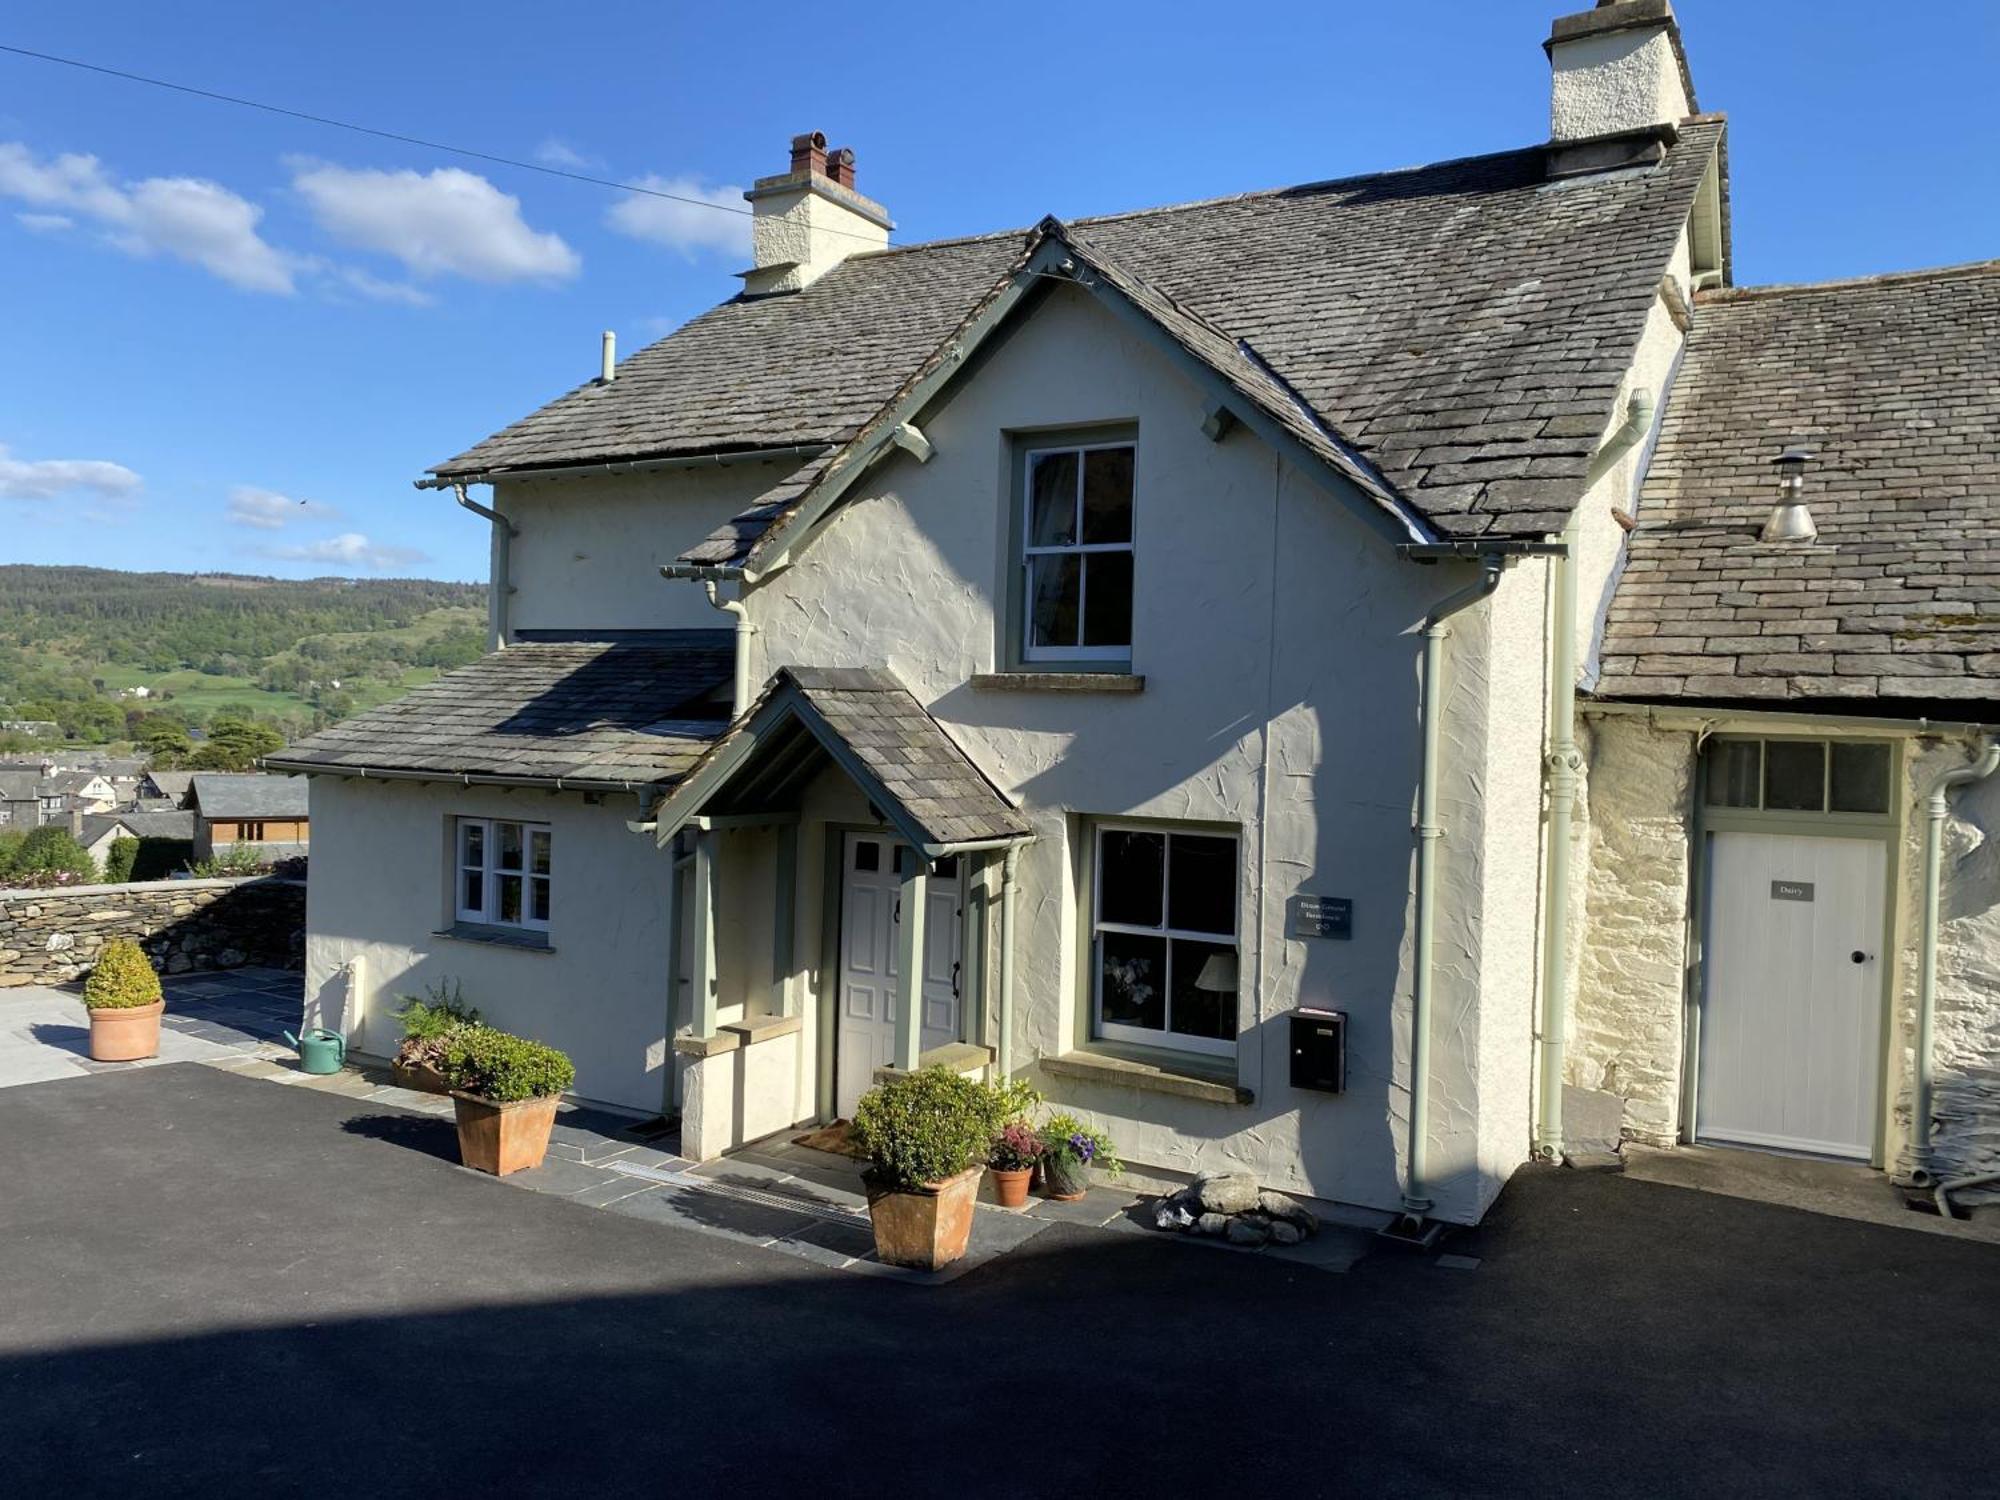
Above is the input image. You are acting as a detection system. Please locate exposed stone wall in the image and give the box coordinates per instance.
[1566,716,1699,1145]
[0,877,305,987]
[1896,743,2000,1201]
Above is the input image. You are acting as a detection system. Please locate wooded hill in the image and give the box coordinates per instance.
[0,566,484,751]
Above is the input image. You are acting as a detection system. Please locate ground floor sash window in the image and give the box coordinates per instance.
[1091,823,1238,1056]
[455,817,552,931]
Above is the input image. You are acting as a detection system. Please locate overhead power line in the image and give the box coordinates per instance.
[0,40,891,243]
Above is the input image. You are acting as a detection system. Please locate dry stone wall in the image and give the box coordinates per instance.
[0,877,305,987]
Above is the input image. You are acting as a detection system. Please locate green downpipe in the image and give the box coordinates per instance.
[1406,554,1505,1218]
[997,844,1020,1080]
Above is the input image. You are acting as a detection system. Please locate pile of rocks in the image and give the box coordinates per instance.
[1149,1171,1319,1247]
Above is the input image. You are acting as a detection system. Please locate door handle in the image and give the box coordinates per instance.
[950,960,961,999]
[1851,950,1872,964]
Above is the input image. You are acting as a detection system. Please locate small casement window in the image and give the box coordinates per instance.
[1705,738,1892,816]
[239,821,266,842]
[1091,823,1238,1056]
[1021,440,1135,662]
[456,817,553,931]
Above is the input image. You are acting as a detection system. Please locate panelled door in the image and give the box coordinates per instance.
[1697,830,1885,1159]
[835,835,962,1117]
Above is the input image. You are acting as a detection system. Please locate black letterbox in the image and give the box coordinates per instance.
[1290,1008,1346,1093]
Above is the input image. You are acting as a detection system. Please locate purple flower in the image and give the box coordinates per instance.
[1068,1133,1095,1164]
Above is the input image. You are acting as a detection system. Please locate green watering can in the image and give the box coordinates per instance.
[283,1027,346,1075]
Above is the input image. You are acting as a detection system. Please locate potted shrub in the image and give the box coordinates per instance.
[441,1026,575,1176]
[987,1122,1044,1209]
[1039,1112,1123,1201]
[82,938,165,1061]
[391,980,481,1094]
[853,1067,1005,1270]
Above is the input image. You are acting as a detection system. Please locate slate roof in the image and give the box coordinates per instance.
[190,774,311,820]
[143,770,195,803]
[1596,261,2000,705]
[0,771,40,803]
[437,122,1724,544]
[83,811,194,844]
[265,636,735,789]
[657,666,1032,851]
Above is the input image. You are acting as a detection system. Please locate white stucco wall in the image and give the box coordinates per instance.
[735,283,1526,1221]
[1896,742,2000,1199]
[495,466,776,636]
[1549,25,1691,141]
[302,775,672,1114]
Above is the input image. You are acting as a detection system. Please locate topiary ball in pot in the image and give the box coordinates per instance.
[83,938,165,1062]
[441,1026,575,1176]
[84,938,163,1010]
[852,1067,1006,1271]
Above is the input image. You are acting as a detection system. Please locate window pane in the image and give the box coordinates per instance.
[1764,741,1826,812]
[1100,931,1166,1031]
[853,840,879,872]
[529,877,551,923]
[1170,938,1238,1040]
[1099,830,1164,927]
[461,869,483,913]
[1705,742,1761,808]
[1081,447,1134,543]
[1028,554,1081,649]
[497,873,523,924]
[1082,551,1133,649]
[497,821,524,871]
[529,829,551,876]
[1168,834,1236,935]
[1028,451,1078,546]
[1830,742,1891,814]
[462,820,485,865]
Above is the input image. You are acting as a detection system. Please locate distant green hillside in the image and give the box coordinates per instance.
[0,566,485,752]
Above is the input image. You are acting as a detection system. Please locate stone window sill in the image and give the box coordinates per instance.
[969,672,1144,694]
[432,923,555,954]
[722,1013,803,1047]
[1043,1048,1251,1106]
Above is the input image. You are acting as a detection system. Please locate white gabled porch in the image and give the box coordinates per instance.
[649,666,1032,1160]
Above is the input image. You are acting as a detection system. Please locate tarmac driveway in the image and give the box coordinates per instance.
[2,1064,1996,1498]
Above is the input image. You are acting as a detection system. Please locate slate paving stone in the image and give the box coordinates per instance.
[782,1218,877,1261]
[606,1184,820,1245]
[569,1175,661,1210]
[1023,1191,1135,1226]
[507,1157,616,1197]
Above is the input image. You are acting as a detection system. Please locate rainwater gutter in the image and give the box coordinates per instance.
[413,443,833,492]
[1913,739,2000,1189]
[1400,551,1509,1224]
[453,483,518,651]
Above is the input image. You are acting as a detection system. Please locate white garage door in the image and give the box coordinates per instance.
[1697,830,1885,1160]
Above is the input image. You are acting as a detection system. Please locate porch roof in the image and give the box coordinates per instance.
[652,667,1032,856]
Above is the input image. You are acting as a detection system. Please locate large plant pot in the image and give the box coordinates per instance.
[864,1165,983,1270]
[87,1001,163,1062]
[452,1092,561,1176]
[1043,1154,1090,1201]
[988,1166,1033,1209]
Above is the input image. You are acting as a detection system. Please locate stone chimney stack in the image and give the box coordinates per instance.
[741,131,893,297]
[1546,1,1697,141]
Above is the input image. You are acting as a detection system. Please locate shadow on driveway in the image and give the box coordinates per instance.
[1,1064,1995,1498]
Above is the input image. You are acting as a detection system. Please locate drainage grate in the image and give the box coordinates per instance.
[606,1159,873,1226]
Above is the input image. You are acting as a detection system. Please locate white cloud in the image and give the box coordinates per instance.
[292,162,579,283]
[16,211,71,232]
[264,532,428,571]
[0,443,142,502]
[225,485,340,530]
[331,265,432,306]
[605,174,751,259]
[0,142,298,294]
[534,138,599,171]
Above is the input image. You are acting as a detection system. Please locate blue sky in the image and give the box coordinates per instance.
[1,1,1993,583]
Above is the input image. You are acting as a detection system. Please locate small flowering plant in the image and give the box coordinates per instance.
[989,1121,1045,1171]
[1038,1111,1124,1177]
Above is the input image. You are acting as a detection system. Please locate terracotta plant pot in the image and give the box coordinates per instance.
[391,1058,451,1096]
[1042,1154,1090,1201]
[452,1091,561,1176]
[864,1165,983,1270]
[87,1000,164,1063]
[989,1166,1034,1209]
